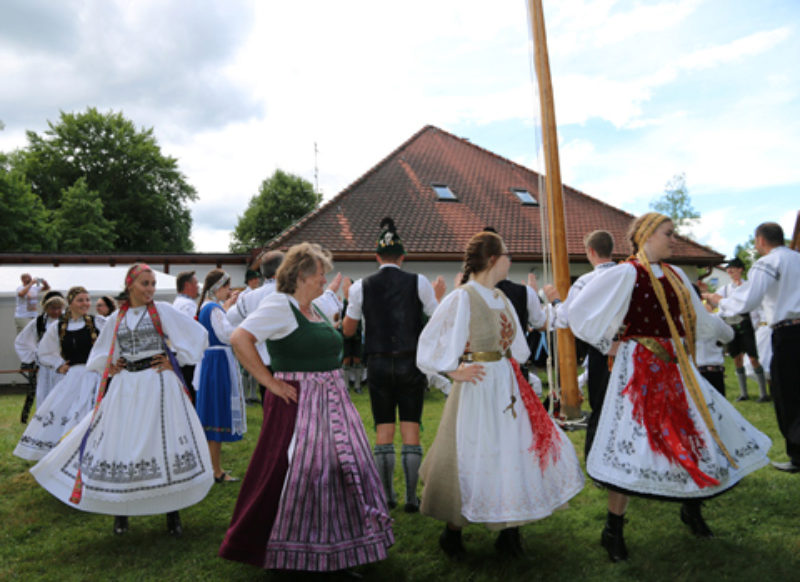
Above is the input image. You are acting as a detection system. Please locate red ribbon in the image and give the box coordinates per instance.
[509,357,561,472]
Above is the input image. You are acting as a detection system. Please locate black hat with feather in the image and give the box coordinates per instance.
[376,217,405,256]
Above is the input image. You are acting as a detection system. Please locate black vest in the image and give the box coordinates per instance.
[362,267,423,355]
[496,279,528,329]
[60,320,95,365]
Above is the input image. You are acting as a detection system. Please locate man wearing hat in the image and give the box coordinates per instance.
[709,222,800,472]
[716,257,769,402]
[343,217,440,512]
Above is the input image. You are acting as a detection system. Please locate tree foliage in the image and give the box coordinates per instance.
[650,173,700,234]
[51,178,117,252]
[0,167,55,251]
[230,169,321,252]
[15,107,196,252]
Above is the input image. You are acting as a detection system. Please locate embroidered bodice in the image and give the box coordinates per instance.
[118,308,162,359]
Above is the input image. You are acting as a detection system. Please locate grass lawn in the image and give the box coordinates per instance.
[2,365,799,581]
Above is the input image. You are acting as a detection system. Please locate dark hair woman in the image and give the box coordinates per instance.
[29,263,213,537]
[194,269,245,483]
[95,295,116,317]
[14,286,105,461]
[219,242,393,575]
[568,212,771,561]
[416,231,584,560]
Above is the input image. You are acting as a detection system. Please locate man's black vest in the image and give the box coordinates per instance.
[362,267,423,355]
[496,279,528,329]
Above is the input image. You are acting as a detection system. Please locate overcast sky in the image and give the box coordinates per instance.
[1,0,798,256]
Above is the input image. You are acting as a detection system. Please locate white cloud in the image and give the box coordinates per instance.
[677,27,791,71]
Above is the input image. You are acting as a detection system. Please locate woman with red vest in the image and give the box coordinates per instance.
[568,213,770,562]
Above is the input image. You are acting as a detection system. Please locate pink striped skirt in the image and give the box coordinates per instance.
[221,368,393,571]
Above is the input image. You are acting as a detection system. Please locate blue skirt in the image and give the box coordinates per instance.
[195,345,246,442]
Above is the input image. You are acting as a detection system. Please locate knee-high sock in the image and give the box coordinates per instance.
[353,362,363,391]
[373,444,396,506]
[754,366,768,398]
[401,444,423,505]
[736,367,748,398]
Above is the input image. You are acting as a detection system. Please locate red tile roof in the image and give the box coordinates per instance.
[268,125,723,265]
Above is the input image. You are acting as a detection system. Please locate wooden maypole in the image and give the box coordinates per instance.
[528,0,581,418]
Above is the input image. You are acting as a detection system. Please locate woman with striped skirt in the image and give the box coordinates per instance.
[219,242,393,574]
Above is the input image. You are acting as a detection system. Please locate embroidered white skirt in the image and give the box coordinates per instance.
[15,365,99,461]
[421,359,585,526]
[586,340,771,498]
[30,367,214,515]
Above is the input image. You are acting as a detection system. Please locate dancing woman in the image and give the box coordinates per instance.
[568,212,771,561]
[194,269,245,483]
[30,264,213,536]
[416,231,584,560]
[14,291,66,420]
[14,287,105,461]
[219,243,393,574]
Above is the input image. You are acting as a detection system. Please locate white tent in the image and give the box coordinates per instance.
[1,265,178,382]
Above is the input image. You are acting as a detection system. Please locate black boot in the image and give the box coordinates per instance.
[438,526,466,561]
[601,511,628,562]
[113,515,129,535]
[495,527,525,558]
[166,511,182,537]
[680,501,713,538]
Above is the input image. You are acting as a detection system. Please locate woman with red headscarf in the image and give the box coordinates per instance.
[31,264,212,537]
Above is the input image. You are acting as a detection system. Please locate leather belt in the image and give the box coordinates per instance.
[698,365,724,373]
[630,337,677,364]
[460,350,510,363]
[125,355,163,372]
[773,318,800,330]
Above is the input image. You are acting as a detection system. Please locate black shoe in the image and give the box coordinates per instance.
[601,524,628,562]
[166,511,182,537]
[113,515,129,535]
[214,471,240,484]
[404,497,420,513]
[680,503,713,538]
[757,395,772,403]
[495,527,525,558]
[735,395,749,402]
[439,527,466,561]
[771,460,800,473]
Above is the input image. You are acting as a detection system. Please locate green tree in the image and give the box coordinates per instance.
[230,169,321,252]
[17,107,197,252]
[0,167,55,251]
[51,178,117,252]
[650,172,700,234]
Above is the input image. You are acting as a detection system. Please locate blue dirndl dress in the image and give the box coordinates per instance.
[196,302,246,442]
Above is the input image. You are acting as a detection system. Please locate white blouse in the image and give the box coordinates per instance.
[416,281,530,375]
[568,262,721,355]
[38,315,107,369]
[241,291,341,344]
[14,317,56,364]
[201,300,236,345]
[719,246,800,326]
[86,302,208,372]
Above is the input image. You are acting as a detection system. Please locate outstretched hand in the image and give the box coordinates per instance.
[432,276,446,302]
[327,272,343,294]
